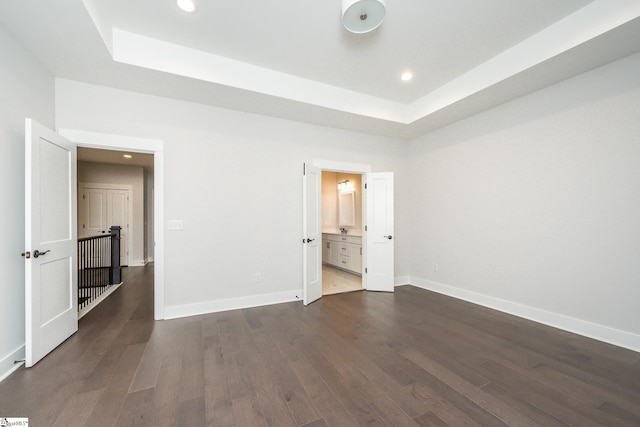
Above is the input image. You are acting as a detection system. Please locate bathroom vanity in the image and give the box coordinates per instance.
[322,232,362,275]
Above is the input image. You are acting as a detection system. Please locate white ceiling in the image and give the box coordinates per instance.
[2,0,640,139]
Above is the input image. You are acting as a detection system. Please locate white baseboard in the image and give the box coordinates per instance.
[409,276,640,353]
[128,260,146,267]
[164,289,301,320]
[394,276,411,286]
[0,345,25,383]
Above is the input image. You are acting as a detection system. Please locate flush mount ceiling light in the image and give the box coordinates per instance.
[123,154,132,159]
[401,71,413,81]
[342,0,386,34]
[176,0,197,13]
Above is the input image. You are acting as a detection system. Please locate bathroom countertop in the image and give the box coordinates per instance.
[322,229,362,237]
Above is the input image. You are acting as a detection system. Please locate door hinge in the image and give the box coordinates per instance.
[82,224,85,229]
[365,268,367,273]
[365,225,367,231]
[303,163,306,176]
[365,183,367,189]
[82,194,85,199]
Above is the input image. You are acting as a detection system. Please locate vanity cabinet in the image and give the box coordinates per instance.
[322,233,362,275]
[323,240,340,265]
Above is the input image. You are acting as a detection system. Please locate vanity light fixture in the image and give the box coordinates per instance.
[177,0,197,13]
[338,179,352,192]
[342,0,386,34]
[123,154,133,159]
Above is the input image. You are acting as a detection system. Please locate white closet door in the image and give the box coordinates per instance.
[80,188,107,237]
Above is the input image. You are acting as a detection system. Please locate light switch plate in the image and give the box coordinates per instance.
[168,220,184,230]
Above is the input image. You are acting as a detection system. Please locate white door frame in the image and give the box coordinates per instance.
[59,128,166,320]
[312,159,372,290]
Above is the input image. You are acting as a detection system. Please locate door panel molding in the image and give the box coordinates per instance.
[25,118,78,367]
[78,182,133,266]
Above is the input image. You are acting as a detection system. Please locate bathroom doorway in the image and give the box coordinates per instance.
[303,159,394,306]
[321,171,363,295]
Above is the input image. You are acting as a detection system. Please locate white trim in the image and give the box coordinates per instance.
[0,345,25,383]
[58,128,165,320]
[164,290,300,320]
[80,182,133,190]
[409,276,640,353]
[78,283,122,319]
[312,159,372,173]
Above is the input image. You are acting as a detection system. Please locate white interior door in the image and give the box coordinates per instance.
[365,172,394,292]
[303,163,322,305]
[79,185,131,266]
[80,188,107,237]
[25,118,78,367]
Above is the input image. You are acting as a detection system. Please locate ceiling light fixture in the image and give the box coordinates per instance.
[342,0,386,34]
[401,71,413,81]
[176,0,197,13]
[123,154,132,159]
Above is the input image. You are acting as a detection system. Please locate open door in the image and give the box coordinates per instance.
[303,163,322,305]
[365,172,394,292]
[24,119,78,367]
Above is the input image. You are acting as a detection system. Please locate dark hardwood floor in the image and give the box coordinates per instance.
[1,264,639,426]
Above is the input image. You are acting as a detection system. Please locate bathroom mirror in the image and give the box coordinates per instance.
[338,191,356,227]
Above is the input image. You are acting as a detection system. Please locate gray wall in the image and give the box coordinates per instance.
[55,78,411,313]
[407,52,640,343]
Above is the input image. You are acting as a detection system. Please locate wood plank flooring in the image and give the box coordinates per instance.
[1,264,639,426]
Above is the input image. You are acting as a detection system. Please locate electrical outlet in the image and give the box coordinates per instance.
[255,273,262,282]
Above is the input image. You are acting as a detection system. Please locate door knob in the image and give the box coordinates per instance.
[384,235,393,240]
[33,249,50,258]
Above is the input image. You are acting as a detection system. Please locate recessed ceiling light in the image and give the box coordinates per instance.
[177,0,197,13]
[123,154,133,159]
[401,71,413,81]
